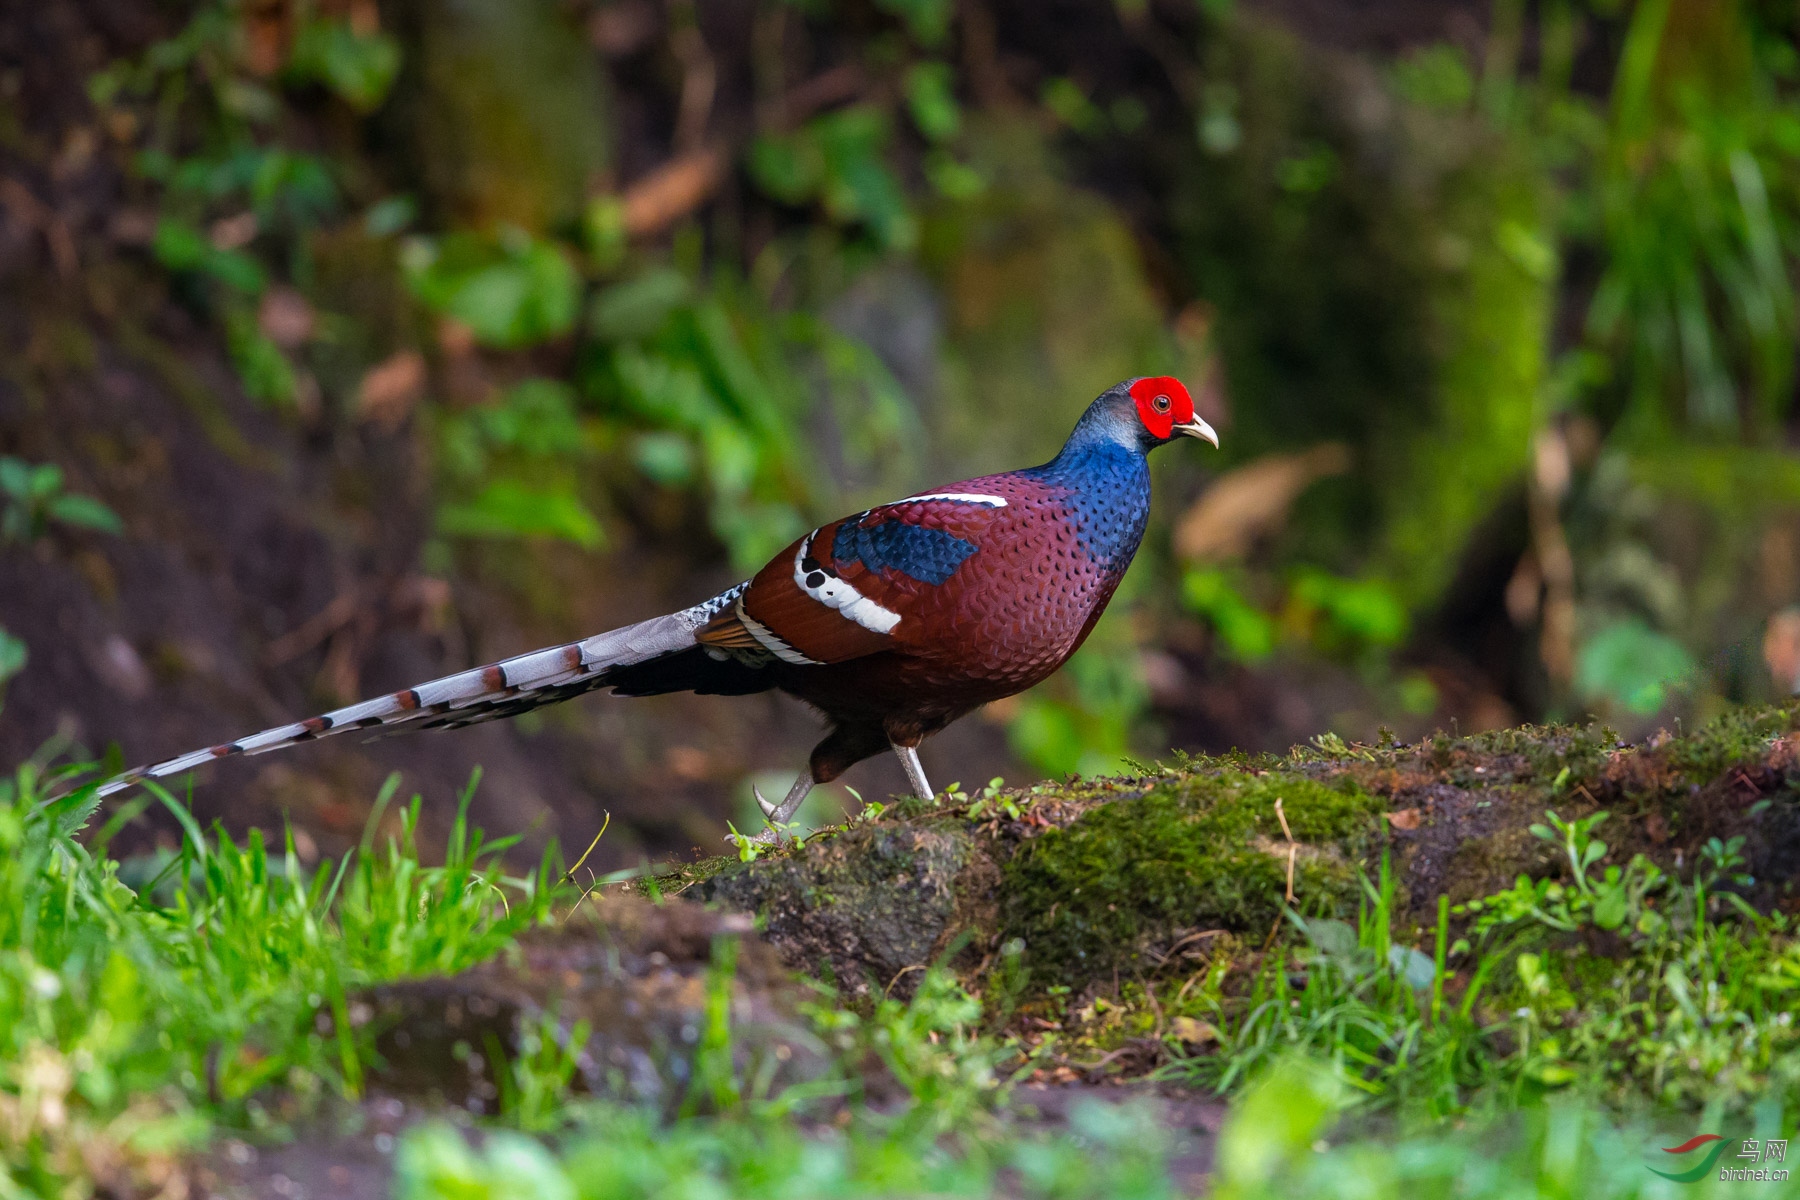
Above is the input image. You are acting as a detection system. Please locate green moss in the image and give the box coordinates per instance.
[649,703,1800,1007]
[1668,700,1800,783]
[1454,722,1618,783]
[1000,771,1385,980]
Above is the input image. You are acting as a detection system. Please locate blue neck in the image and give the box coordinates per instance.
[1023,424,1153,569]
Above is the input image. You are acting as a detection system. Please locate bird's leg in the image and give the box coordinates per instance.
[892,741,934,802]
[752,769,814,831]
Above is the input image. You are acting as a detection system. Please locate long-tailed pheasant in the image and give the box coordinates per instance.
[95,377,1217,825]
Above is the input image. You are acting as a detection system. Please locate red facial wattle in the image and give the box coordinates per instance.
[1128,376,1196,440]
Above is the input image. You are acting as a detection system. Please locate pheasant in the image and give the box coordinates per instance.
[95,377,1217,827]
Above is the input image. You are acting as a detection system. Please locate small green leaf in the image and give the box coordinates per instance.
[746,131,823,205]
[1527,1061,1576,1087]
[588,269,691,342]
[1182,568,1276,662]
[0,457,28,498]
[287,19,402,112]
[405,231,581,349]
[470,379,588,459]
[631,432,696,486]
[225,307,297,406]
[364,195,416,237]
[26,464,63,500]
[151,217,209,271]
[46,494,123,535]
[203,246,269,295]
[1592,886,1627,930]
[904,62,961,142]
[1390,43,1475,110]
[924,150,985,199]
[1291,569,1409,648]
[0,627,26,686]
[1042,77,1105,135]
[1576,619,1696,716]
[873,0,952,45]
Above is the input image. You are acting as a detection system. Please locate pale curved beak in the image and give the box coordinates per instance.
[1173,417,1219,448]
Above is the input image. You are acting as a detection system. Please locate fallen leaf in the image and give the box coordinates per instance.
[1174,443,1352,563]
[356,350,427,431]
[665,746,712,781]
[1384,808,1422,831]
[107,208,157,246]
[621,147,727,238]
[209,211,259,251]
[258,286,316,349]
[1765,607,1800,694]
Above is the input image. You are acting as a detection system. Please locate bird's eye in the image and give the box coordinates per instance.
[1153,394,1171,413]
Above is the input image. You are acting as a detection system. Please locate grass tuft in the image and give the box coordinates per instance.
[0,757,561,1194]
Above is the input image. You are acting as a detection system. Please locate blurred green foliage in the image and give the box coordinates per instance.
[1575,617,1697,714]
[750,107,918,251]
[286,16,401,112]
[403,230,582,350]
[1182,569,1277,664]
[436,379,605,547]
[1582,0,1799,437]
[1171,0,1800,732]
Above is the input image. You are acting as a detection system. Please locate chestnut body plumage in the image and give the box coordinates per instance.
[95,377,1217,823]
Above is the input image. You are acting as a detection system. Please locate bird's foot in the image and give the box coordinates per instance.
[750,785,787,844]
[740,772,815,846]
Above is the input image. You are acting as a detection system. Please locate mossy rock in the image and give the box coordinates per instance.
[669,702,1800,1002]
[692,823,991,998]
[1001,772,1384,979]
[347,895,823,1111]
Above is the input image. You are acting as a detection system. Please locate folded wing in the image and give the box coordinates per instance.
[696,491,1008,665]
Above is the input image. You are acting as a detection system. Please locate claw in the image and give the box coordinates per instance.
[754,784,778,818]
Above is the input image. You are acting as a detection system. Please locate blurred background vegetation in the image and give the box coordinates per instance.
[2,0,1799,865]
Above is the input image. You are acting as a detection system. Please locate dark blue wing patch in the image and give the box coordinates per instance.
[832,515,978,586]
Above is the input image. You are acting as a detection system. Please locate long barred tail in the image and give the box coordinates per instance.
[94,584,757,799]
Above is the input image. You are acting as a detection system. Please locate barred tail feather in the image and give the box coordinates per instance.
[94,584,751,799]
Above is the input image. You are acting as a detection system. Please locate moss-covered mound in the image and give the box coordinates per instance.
[672,702,1800,1001]
[1002,772,1384,978]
